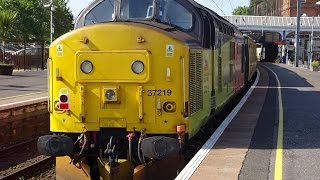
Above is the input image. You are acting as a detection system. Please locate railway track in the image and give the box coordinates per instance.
[0,138,38,158]
[1,156,55,180]
[0,136,55,180]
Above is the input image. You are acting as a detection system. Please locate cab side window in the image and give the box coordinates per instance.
[159,0,193,30]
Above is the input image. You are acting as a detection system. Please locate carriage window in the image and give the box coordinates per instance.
[120,0,154,19]
[159,0,193,30]
[85,0,115,25]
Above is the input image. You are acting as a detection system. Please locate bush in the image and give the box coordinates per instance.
[0,63,14,75]
[311,61,320,67]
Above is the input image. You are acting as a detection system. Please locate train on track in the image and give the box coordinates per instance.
[37,0,257,179]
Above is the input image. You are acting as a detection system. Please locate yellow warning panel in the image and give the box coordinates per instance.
[56,44,64,57]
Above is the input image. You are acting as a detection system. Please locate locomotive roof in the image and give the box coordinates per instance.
[74,0,242,47]
[76,0,238,31]
[187,1,236,25]
[181,0,242,37]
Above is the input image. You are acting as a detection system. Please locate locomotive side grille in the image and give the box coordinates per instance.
[189,51,203,115]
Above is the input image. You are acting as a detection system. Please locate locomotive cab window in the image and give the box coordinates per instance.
[158,0,193,30]
[84,0,115,26]
[120,0,154,20]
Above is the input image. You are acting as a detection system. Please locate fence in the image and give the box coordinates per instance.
[0,42,49,70]
[11,54,48,70]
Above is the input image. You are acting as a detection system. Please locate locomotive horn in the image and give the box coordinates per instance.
[141,136,180,159]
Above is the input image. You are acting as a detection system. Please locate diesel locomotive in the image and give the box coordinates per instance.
[37,0,257,179]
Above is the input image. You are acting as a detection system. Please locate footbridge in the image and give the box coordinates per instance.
[222,16,320,63]
[223,15,320,34]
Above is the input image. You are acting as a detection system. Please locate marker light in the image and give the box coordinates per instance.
[104,87,119,103]
[80,60,93,74]
[131,60,144,74]
[59,88,69,110]
[106,90,116,101]
[59,95,68,103]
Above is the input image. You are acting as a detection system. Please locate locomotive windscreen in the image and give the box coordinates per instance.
[84,0,115,26]
[120,0,154,19]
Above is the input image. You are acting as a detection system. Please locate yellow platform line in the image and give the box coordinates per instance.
[263,65,283,180]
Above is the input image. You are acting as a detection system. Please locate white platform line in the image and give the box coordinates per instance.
[0,96,48,109]
[175,69,261,180]
[0,92,46,100]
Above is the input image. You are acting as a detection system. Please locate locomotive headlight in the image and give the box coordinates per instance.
[80,60,93,74]
[106,90,116,101]
[131,60,144,74]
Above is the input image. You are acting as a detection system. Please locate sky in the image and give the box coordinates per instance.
[67,0,250,17]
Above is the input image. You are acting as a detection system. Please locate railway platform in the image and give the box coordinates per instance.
[177,62,320,180]
[0,70,47,108]
[0,70,48,149]
[0,70,47,99]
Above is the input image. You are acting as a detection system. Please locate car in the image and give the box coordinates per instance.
[13,47,48,56]
[0,47,15,55]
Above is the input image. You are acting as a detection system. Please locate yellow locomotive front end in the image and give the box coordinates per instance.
[49,23,188,135]
[48,23,189,176]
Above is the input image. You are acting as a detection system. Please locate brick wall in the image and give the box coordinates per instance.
[253,0,320,17]
[281,0,320,17]
[0,102,49,145]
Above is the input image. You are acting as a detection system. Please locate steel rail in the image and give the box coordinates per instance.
[1,156,55,180]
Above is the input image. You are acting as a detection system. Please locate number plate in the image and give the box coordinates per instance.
[146,89,172,96]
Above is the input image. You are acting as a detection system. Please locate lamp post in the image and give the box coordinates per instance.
[294,0,301,67]
[262,19,264,36]
[309,16,314,69]
[261,17,267,37]
[44,0,54,43]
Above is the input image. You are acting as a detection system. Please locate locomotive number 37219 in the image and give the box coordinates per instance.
[146,90,172,96]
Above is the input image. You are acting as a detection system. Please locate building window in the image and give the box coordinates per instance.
[301,0,306,3]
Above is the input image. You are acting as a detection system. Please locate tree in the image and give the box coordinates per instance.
[0,9,17,63]
[52,0,73,39]
[232,6,249,15]
[39,0,73,42]
[0,0,73,43]
[0,0,73,70]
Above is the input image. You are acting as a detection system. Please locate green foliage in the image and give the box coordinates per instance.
[311,61,320,67]
[0,0,73,42]
[248,0,256,14]
[52,0,73,39]
[0,9,17,63]
[232,6,249,15]
[0,63,14,66]
[0,9,17,40]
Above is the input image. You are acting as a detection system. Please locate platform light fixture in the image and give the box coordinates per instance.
[308,16,315,70]
[294,0,301,67]
[44,0,55,43]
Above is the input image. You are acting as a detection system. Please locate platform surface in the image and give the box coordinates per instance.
[190,63,320,180]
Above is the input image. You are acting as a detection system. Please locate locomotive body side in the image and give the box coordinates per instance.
[244,35,257,83]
